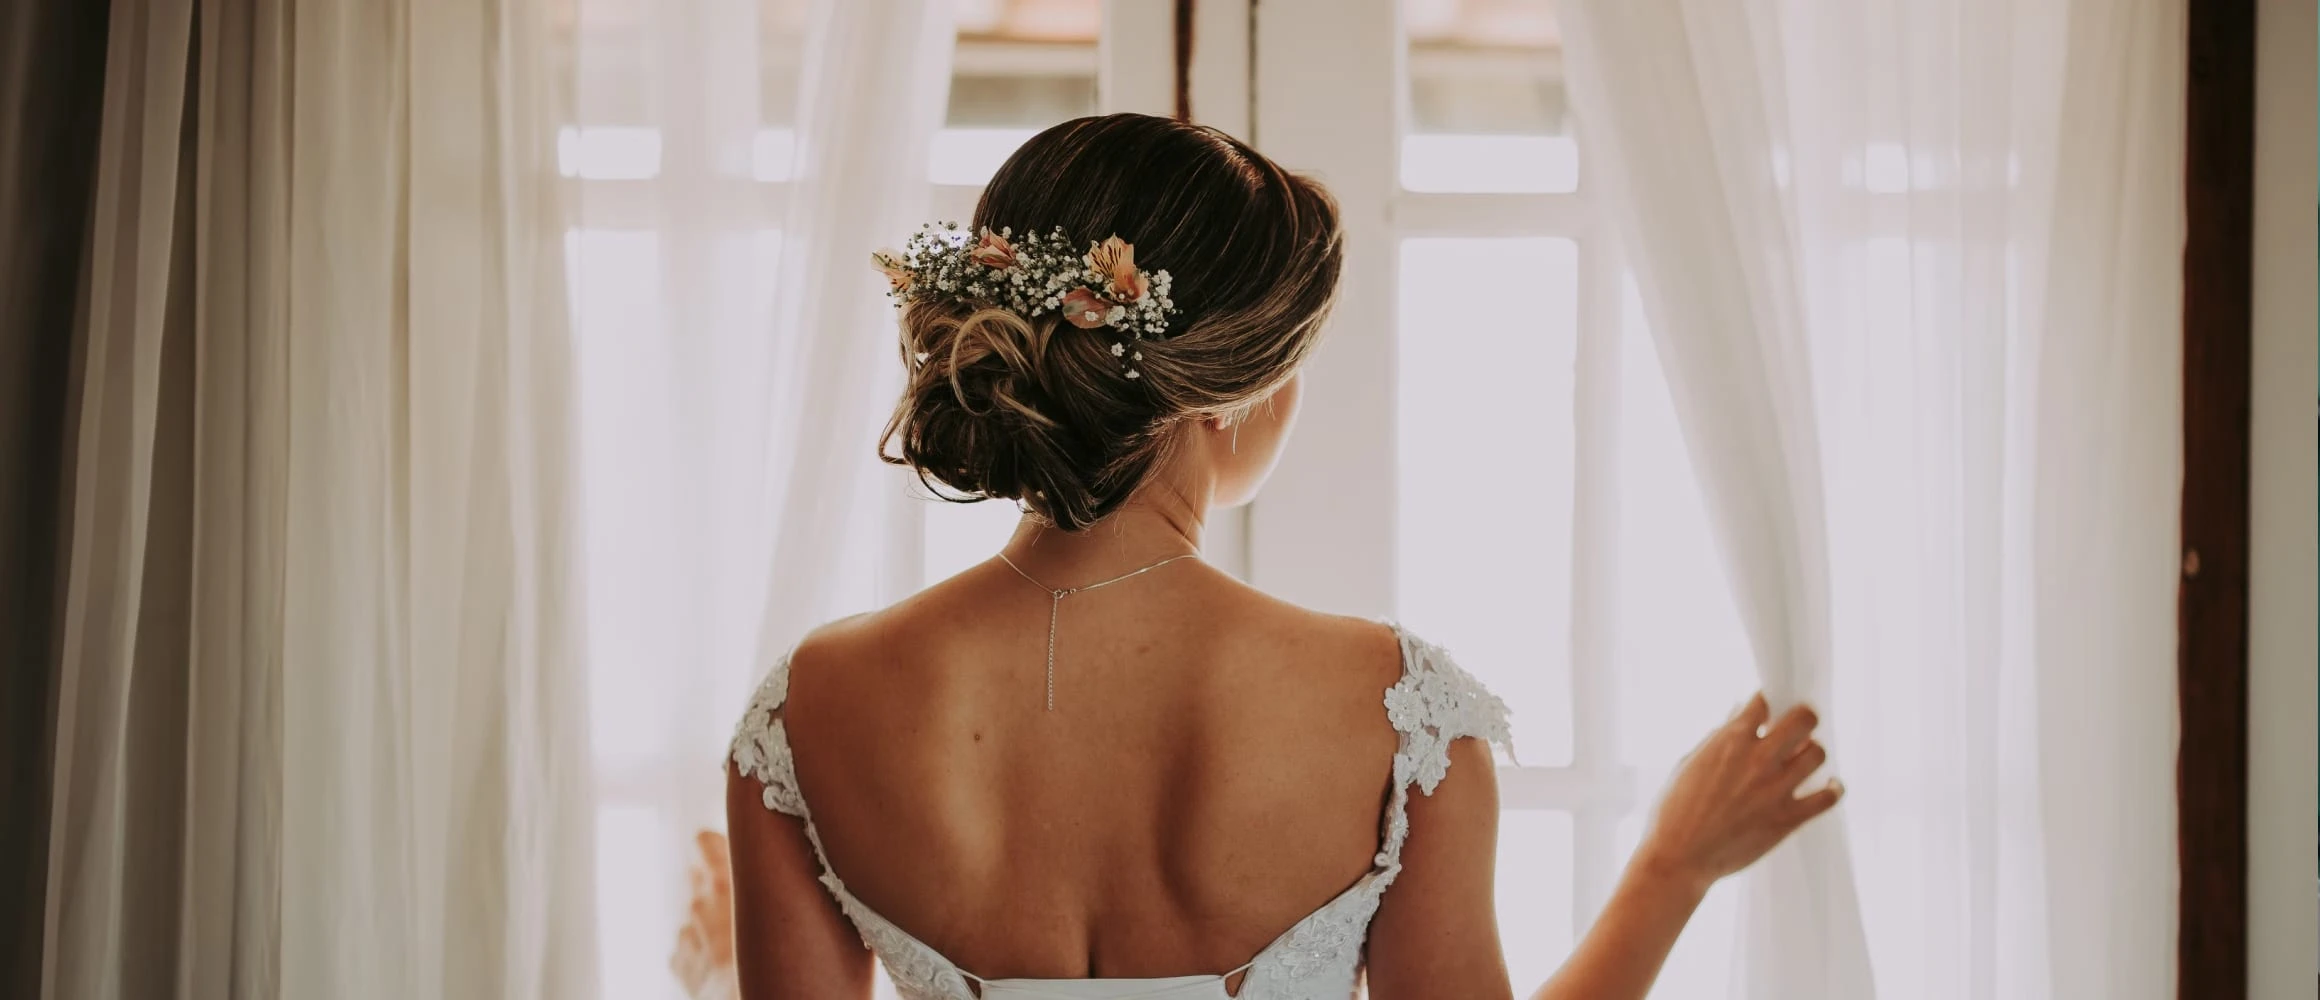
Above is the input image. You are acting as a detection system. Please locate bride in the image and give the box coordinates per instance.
[723,113,1841,1000]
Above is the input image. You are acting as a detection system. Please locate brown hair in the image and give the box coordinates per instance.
[879,113,1343,531]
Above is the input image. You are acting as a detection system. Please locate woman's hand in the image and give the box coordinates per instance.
[1636,693,1845,892]
[1515,696,1844,1000]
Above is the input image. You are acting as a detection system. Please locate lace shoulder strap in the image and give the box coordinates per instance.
[1383,625,1514,796]
[723,648,987,998]
[728,651,808,817]
[1326,625,1515,925]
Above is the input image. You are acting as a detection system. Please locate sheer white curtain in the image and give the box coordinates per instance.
[45,1,592,997]
[562,1,953,994]
[1560,2,2184,998]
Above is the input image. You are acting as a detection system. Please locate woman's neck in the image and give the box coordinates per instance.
[997,482,1209,585]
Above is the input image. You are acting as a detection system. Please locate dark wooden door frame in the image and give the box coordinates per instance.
[1173,0,1196,120]
[2177,0,2255,995]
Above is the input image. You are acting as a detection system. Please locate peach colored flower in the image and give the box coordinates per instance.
[671,829,736,998]
[1059,287,1111,329]
[968,228,1018,269]
[871,249,912,292]
[1085,235,1147,303]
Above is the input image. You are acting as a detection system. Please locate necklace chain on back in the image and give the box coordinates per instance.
[996,551,1199,711]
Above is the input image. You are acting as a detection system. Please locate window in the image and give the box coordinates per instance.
[1402,0,1578,192]
[1254,1,1755,992]
[562,3,1157,997]
[566,0,1754,992]
[919,2,1104,585]
[934,1,1099,185]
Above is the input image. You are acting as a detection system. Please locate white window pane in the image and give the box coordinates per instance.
[567,230,664,340]
[924,498,1023,585]
[1613,276,1755,773]
[929,127,1042,186]
[745,228,786,344]
[1496,810,1575,988]
[595,805,685,1000]
[1862,141,1912,193]
[752,128,798,182]
[1397,237,1578,764]
[568,231,681,766]
[559,126,664,180]
[1402,135,1580,194]
[1401,0,1579,193]
[1853,141,1959,193]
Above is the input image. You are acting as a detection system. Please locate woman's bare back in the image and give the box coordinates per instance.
[777,558,1405,981]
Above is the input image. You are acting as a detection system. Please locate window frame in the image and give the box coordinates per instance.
[1249,0,1637,928]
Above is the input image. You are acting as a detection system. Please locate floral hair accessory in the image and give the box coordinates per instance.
[871,222,1176,379]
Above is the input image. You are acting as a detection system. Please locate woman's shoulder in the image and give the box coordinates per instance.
[750,569,1510,746]
[1219,588,1509,729]
[1172,570,1390,661]
[1196,585,1514,762]
[801,559,1399,673]
[1372,623,1515,791]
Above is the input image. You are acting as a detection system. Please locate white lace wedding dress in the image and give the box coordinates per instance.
[728,624,1512,1000]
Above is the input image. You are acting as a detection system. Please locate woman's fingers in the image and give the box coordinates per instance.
[1788,779,1845,824]
[1778,740,1828,788]
[1731,693,1772,734]
[1761,703,1819,756]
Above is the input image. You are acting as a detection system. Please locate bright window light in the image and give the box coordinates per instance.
[1612,276,1754,775]
[566,230,684,770]
[1496,810,1576,988]
[594,805,678,1000]
[1863,141,1910,193]
[1396,236,1580,764]
[752,128,798,182]
[1401,134,1580,193]
[928,127,1039,186]
[558,126,663,180]
[925,498,1022,585]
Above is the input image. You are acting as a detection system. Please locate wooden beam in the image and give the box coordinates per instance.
[1174,0,1195,120]
[2176,0,2256,994]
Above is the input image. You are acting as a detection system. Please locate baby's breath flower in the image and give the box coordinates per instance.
[876,222,1178,380]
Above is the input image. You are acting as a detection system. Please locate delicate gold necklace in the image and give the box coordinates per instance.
[995,551,1199,711]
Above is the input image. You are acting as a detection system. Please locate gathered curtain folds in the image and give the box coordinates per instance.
[43,1,594,997]
[1560,0,2185,997]
[749,0,960,682]
[558,0,956,992]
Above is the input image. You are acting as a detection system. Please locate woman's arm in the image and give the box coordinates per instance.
[725,765,878,999]
[1534,695,1841,999]
[1531,854,1711,1000]
[1363,736,1518,999]
[1367,695,1842,1000]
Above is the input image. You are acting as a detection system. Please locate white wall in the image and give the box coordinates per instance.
[2249,0,2317,994]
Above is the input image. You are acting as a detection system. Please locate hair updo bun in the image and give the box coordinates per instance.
[880,113,1343,531]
